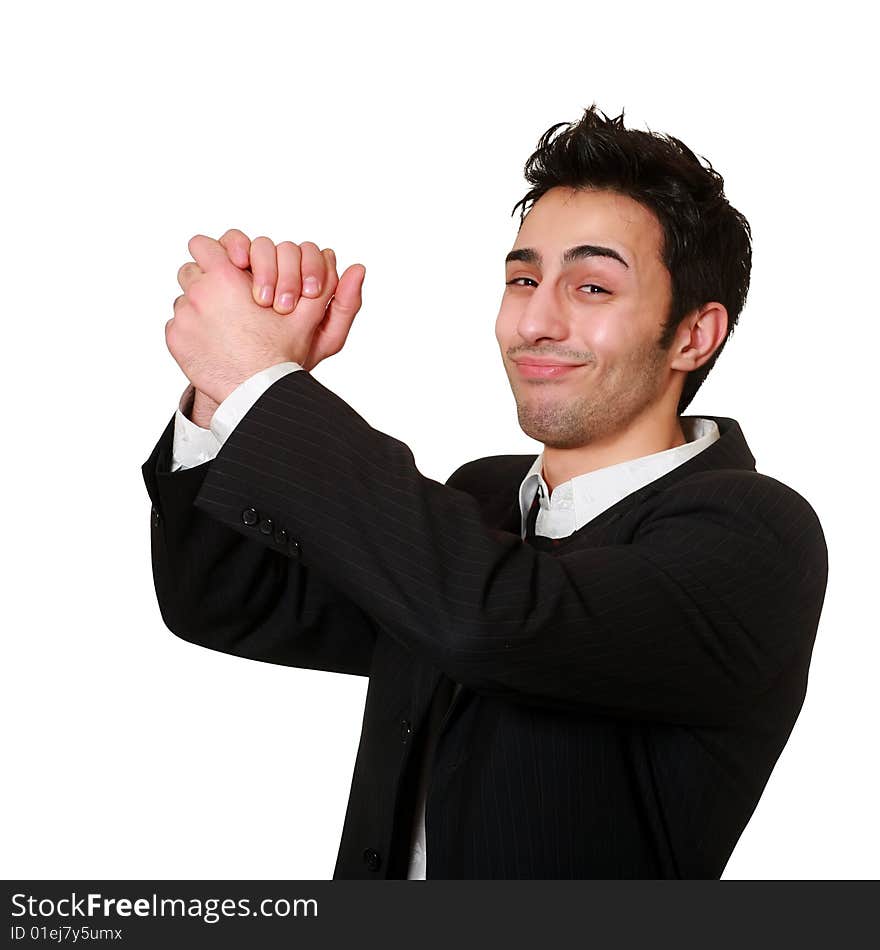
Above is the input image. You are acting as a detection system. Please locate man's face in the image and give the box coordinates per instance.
[495,186,680,449]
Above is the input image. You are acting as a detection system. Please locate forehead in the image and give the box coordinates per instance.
[512,186,665,272]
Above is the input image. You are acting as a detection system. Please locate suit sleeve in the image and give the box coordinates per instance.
[143,411,378,677]
[191,370,829,724]
[172,363,303,472]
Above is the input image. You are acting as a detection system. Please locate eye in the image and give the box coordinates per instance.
[505,278,609,295]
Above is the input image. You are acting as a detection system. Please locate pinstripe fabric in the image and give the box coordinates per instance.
[143,369,828,878]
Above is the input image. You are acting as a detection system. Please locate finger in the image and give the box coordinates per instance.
[316,247,340,304]
[278,246,339,348]
[218,228,252,269]
[319,247,340,304]
[322,248,340,300]
[273,241,302,314]
[307,263,365,365]
[188,234,233,274]
[299,241,326,298]
[250,236,278,306]
[171,293,192,315]
[176,261,203,292]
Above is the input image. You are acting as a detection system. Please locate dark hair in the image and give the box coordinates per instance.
[511,104,752,415]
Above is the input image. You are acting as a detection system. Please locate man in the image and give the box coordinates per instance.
[143,105,828,878]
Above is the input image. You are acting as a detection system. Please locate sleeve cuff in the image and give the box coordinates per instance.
[210,362,304,445]
[171,383,222,472]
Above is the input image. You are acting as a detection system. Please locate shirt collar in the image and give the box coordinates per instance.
[518,417,721,540]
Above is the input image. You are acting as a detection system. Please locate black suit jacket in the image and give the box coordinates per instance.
[142,369,828,879]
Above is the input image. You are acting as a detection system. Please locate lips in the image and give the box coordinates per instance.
[513,359,585,380]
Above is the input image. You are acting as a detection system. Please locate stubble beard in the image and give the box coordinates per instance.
[512,340,669,450]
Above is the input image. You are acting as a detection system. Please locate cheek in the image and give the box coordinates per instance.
[494,307,514,345]
[594,294,647,340]
[577,314,643,377]
[583,314,628,356]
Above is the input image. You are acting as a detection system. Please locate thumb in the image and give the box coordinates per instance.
[307,263,366,363]
[331,263,365,316]
[188,234,235,274]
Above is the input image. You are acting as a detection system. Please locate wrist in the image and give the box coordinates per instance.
[190,389,221,428]
[202,358,291,405]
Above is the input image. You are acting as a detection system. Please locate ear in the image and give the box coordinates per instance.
[668,303,729,373]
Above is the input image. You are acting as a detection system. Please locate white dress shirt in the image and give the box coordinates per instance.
[169,363,720,879]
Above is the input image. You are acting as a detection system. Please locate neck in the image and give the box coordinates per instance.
[541,409,687,496]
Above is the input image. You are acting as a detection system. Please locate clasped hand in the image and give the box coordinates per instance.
[166,229,366,405]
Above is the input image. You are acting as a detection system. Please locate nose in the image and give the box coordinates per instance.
[515,282,569,347]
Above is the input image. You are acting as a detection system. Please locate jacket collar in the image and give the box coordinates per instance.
[496,415,756,536]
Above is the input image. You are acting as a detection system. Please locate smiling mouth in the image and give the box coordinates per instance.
[513,361,585,380]
[513,357,584,366]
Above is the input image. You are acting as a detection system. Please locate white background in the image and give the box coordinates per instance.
[2,0,876,879]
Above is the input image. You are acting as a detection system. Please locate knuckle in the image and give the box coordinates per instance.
[186,279,201,302]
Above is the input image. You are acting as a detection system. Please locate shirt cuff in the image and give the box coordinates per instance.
[171,383,222,472]
[210,362,304,446]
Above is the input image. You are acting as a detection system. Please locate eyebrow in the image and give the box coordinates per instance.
[505,244,630,269]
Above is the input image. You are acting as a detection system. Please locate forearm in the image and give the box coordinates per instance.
[143,412,377,676]
[172,365,302,471]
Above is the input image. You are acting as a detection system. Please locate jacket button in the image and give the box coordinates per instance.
[362,848,382,872]
[274,526,288,545]
[242,508,258,526]
[151,506,161,528]
[259,518,274,535]
[400,719,412,743]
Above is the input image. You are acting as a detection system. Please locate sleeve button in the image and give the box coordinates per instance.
[259,518,274,535]
[362,848,382,872]
[274,526,288,545]
[289,539,301,557]
[242,508,259,526]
